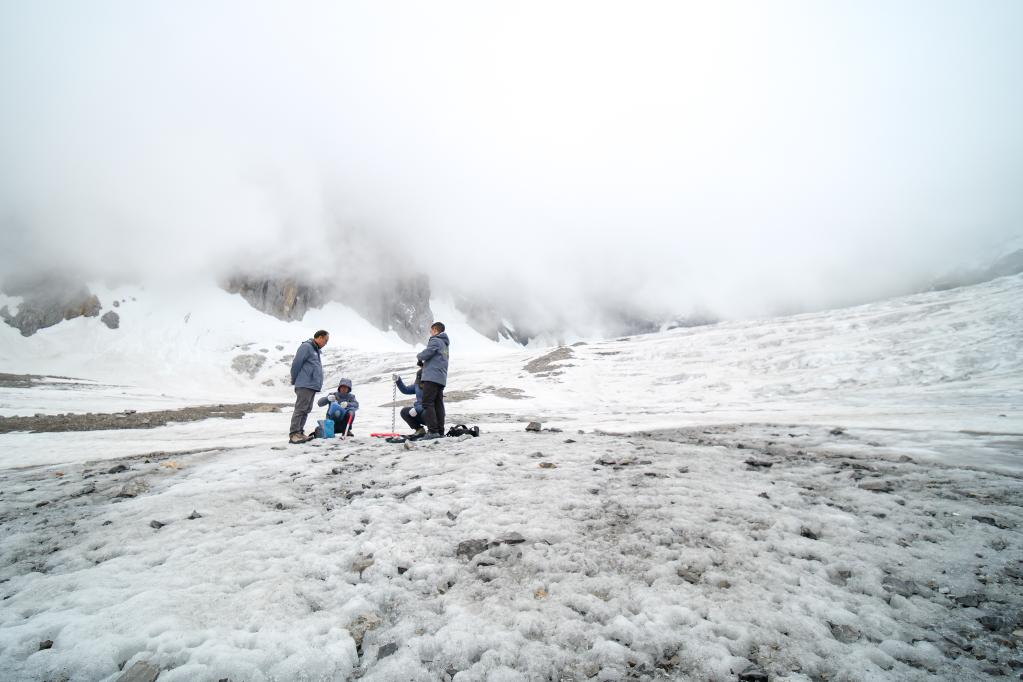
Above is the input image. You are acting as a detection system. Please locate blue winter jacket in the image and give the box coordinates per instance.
[290,339,324,391]
[396,375,424,413]
[317,378,359,412]
[417,332,450,386]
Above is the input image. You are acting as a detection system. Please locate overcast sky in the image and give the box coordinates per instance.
[1,1,1021,324]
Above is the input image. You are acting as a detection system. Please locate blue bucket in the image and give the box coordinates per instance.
[319,419,335,439]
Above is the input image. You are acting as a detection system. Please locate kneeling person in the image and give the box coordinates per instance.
[394,367,427,437]
[317,378,359,436]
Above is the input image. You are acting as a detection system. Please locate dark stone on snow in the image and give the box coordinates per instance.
[956,593,986,608]
[830,427,845,436]
[275,503,284,510]
[39,640,53,650]
[525,422,542,432]
[972,515,1011,529]
[378,642,398,659]
[149,520,165,530]
[494,532,525,545]
[564,439,576,443]
[738,665,769,681]
[102,520,113,526]
[457,539,489,560]
[107,464,129,474]
[446,510,458,521]
[758,492,770,499]
[187,510,202,520]
[397,564,410,575]
[101,311,120,329]
[800,528,819,541]
[883,575,920,598]
[116,661,161,682]
[744,459,773,468]
[979,614,1012,632]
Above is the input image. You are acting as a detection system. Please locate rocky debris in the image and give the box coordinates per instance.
[525,422,542,432]
[446,510,458,521]
[377,642,399,659]
[231,354,266,378]
[347,613,382,649]
[859,480,894,493]
[524,346,575,377]
[149,520,165,530]
[187,510,202,520]
[800,528,819,541]
[744,459,773,469]
[883,575,922,598]
[830,427,845,436]
[979,614,1015,633]
[0,402,284,434]
[39,640,53,650]
[828,622,859,643]
[101,311,120,329]
[397,563,410,575]
[107,464,129,474]
[395,485,422,500]
[495,532,526,545]
[117,661,160,682]
[972,515,1012,529]
[956,593,986,608]
[738,664,768,681]
[539,462,557,469]
[117,481,149,499]
[1,278,101,336]
[457,539,489,560]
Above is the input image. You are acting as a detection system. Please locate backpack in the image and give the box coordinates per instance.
[446,424,480,438]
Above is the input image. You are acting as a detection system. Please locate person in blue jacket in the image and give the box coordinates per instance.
[289,330,328,443]
[317,378,359,436]
[393,364,426,437]
[416,322,450,440]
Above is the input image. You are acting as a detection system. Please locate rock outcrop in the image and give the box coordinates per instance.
[223,276,328,322]
[1,279,102,336]
[342,275,433,345]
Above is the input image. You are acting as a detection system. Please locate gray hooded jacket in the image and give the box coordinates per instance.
[416,332,450,386]
[290,339,324,391]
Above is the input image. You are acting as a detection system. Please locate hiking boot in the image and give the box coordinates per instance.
[421,432,443,440]
[415,427,427,437]
[289,432,305,444]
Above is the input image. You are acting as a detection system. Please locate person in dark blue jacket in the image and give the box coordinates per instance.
[317,378,359,436]
[416,322,449,439]
[289,330,328,443]
[393,366,426,437]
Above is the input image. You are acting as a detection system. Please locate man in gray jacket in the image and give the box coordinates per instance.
[416,322,449,440]
[289,330,328,443]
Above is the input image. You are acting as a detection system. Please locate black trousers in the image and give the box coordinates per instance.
[421,381,446,435]
[400,406,425,431]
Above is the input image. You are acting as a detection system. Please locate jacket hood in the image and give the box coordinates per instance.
[337,378,353,390]
[434,332,450,346]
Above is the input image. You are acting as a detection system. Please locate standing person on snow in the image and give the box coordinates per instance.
[393,363,426,437]
[416,322,449,440]
[317,378,359,436]
[289,330,328,444]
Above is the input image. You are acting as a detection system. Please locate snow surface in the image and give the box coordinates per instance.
[0,275,1021,680]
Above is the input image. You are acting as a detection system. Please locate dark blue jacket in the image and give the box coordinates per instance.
[290,339,324,391]
[317,378,359,411]
[396,375,424,413]
[417,332,450,386]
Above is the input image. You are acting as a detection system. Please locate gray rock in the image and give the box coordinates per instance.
[187,510,202,520]
[101,310,120,329]
[830,427,845,436]
[979,614,1013,632]
[525,422,542,432]
[956,593,986,608]
[828,622,859,643]
[800,528,819,541]
[231,354,266,378]
[738,665,768,681]
[446,510,458,521]
[377,642,399,659]
[972,515,1012,529]
[457,539,489,560]
[859,480,894,493]
[149,520,165,530]
[116,481,148,498]
[107,464,129,474]
[745,459,773,469]
[223,276,328,322]
[883,575,920,597]
[39,640,53,650]
[1,278,102,336]
[117,661,160,682]
[494,532,525,546]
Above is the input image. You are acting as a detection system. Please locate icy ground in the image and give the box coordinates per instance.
[0,276,1021,680]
